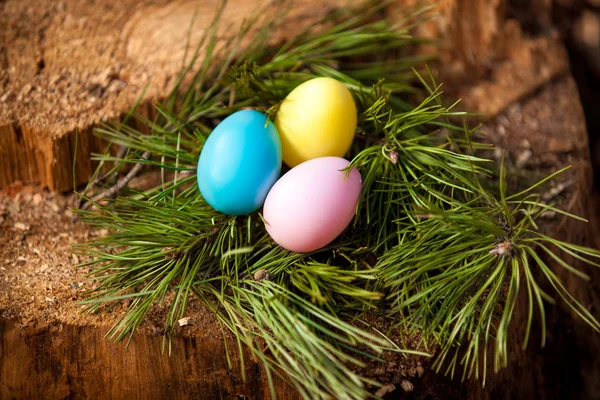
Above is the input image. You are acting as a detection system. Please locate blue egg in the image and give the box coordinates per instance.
[197,110,282,215]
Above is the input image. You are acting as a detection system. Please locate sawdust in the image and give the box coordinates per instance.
[0,181,219,340]
[0,0,353,191]
[0,0,160,135]
[0,184,99,326]
[0,0,348,137]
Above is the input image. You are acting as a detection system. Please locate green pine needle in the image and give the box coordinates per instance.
[74,1,600,399]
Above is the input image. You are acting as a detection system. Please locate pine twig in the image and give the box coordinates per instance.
[74,145,130,209]
[107,145,130,185]
[79,151,151,211]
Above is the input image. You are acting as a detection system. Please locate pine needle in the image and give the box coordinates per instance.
[74,1,600,398]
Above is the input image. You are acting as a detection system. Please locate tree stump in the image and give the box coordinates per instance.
[0,0,349,191]
[0,0,571,191]
[1,0,599,399]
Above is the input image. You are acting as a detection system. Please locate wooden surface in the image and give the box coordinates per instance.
[2,0,600,399]
[0,0,571,191]
[389,0,569,116]
[0,0,349,191]
[0,321,297,400]
[470,76,600,400]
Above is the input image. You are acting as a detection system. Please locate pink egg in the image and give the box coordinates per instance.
[263,156,362,252]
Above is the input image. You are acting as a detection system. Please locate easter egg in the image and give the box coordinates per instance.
[275,77,357,167]
[263,156,361,252]
[197,110,282,215]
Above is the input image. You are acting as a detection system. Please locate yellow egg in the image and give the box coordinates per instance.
[275,77,357,167]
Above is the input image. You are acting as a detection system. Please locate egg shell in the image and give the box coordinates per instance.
[263,156,361,252]
[275,77,357,167]
[197,110,281,215]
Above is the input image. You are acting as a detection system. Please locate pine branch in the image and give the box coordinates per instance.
[79,151,151,211]
[73,0,600,398]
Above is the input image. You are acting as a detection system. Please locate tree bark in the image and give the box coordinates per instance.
[0,321,298,399]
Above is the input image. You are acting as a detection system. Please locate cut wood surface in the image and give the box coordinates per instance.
[0,0,571,191]
[0,0,349,191]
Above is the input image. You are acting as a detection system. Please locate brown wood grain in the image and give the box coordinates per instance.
[0,0,349,191]
[0,0,570,191]
[0,321,298,400]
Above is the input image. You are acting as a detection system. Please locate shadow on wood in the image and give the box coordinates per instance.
[0,321,298,400]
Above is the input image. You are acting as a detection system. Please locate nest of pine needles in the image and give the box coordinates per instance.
[74,2,600,399]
